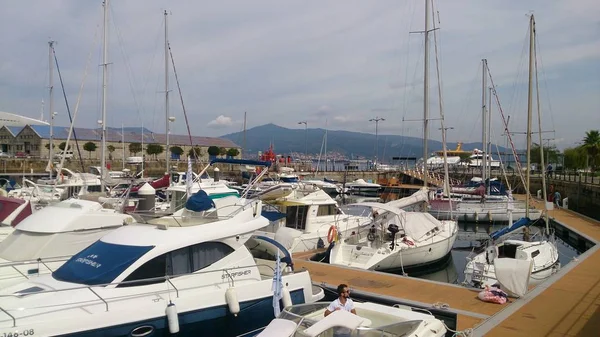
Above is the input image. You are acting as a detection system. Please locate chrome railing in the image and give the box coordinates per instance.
[0,262,289,327]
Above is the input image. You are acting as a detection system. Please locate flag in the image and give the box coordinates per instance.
[186,155,193,200]
[271,250,283,317]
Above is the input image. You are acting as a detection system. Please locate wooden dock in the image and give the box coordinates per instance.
[293,196,600,336]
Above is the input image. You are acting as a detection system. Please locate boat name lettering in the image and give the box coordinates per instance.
[75,254,102,269]
[1,329,35,337]
[222,270,251,279]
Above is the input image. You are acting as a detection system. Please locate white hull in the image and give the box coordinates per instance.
[256,216,371,253]
[464,240,559,288]
[330,220,458,271]
[429,203,542,222]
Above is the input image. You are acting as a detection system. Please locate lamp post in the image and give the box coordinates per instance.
[49,111,58,179]
[298,121,307,160]
[369,117,385,166]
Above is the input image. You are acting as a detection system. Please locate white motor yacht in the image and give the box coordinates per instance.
[0,187,323,336]
[256,186,372,253]
[257,301,447,337]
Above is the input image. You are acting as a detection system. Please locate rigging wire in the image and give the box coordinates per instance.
[168,43,198,164]
[53,47,86,172]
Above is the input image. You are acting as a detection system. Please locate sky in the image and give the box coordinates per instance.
[0,0,598,150]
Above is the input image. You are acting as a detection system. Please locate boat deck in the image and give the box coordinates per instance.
[476,196,600,336]
[293,196,600,336]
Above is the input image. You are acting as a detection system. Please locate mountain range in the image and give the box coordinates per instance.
[220,123,513,161]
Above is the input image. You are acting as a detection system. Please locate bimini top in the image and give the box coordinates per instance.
[210,158,272,167]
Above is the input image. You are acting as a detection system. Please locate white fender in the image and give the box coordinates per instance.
[226,287,240,316]
[487,210,492,221]
[281,286,292,308]
[165,302,180,334]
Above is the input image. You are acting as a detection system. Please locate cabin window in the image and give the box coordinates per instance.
[317,205,337,217]
[531,250,540,258]
[88,185,102,193]
[119,241,234,287]
[286,206,308,230]
[498,244,518,259]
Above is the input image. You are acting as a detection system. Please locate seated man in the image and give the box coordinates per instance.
[325,283,356,317]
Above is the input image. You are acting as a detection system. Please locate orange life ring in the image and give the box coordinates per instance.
[327,226,338,243]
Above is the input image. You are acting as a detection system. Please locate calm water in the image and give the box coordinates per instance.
[335,194,583,285]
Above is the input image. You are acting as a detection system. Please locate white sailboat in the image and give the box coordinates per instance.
[463,15,559,294]
[329,0,458,272]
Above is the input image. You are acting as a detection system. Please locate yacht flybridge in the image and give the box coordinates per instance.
[255,185,372,253]
[0,159,324,337]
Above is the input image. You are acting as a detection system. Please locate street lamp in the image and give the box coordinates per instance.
[298,121,307,160]
[369,117,385,166]
[49,111,58,179]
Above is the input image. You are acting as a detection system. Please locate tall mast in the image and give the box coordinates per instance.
[121,123,125,170]
[488,86,493,195]
[422,0,430,188]
[164,10,171,177]
[481,59,487,191]
[100,0,109,192]
[48,40,55,180]
[525,15,535,218]
[243,111,247,159]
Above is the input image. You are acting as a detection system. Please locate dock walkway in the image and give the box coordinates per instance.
[293,196,600,336]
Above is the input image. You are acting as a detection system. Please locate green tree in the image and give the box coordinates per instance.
[129,142,142,155]
[45,144,50,150]
[207,146,220,156]
[227,148,240,158]
[563,147,587,170]
[218,147,227,157]
[188,147,202,158]
[582,130,600,171]
[58,142,68,151]
[107,145,116,160]
[146,143,164,160]
[83,142,97,158]
[170,146,184,157]
[531,143,560,166]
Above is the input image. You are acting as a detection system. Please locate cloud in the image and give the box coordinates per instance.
[207,115,234,128]
[0,0,597,150]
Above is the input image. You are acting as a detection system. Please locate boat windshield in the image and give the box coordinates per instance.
[53,241,154,286]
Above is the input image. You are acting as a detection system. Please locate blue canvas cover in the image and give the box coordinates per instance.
[53,241,154,285]
[490,217,532,240]
[262,210,286,222]
[185,190,216,212]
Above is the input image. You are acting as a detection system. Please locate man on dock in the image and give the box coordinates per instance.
[325,284,356,317]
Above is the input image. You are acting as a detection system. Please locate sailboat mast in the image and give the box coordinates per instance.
[422,0,430,188]
[243,111,247,159]
[164,10,170,176]
[488,86,492,195]
[481,59,487,191]
[48,40,55,180]
[525,15,535,218]
[100,0,109,192]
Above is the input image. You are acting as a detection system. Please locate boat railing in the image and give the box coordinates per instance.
[0,262,288,327]
[0,255,72,279]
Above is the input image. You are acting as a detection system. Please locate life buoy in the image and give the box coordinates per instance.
[327,226,338,243]
[403,237,415,246]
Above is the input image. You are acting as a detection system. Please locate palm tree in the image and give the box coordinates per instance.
[582,130,600,172]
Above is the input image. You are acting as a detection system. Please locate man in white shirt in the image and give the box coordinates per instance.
[324,283,356,316]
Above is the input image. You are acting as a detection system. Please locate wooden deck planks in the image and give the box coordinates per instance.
[484,195,600,336]
[292,259,503,322]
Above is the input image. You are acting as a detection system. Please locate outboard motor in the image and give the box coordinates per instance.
[387,224,400,250]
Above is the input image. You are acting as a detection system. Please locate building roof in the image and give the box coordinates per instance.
[14,125,239,148]
[0,111,49,126]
